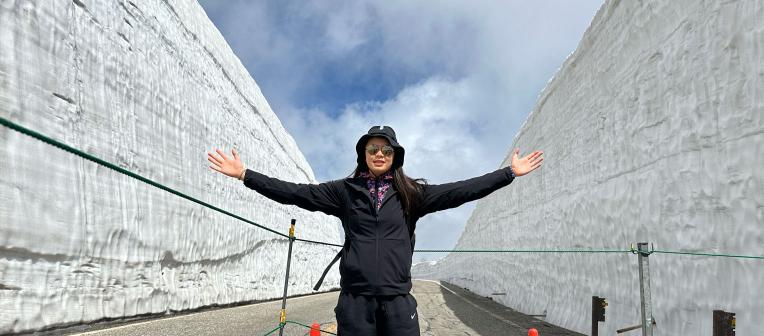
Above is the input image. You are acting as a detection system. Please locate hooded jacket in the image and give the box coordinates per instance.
[242,166,515,295]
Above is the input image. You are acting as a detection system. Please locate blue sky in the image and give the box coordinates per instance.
[198,0,604,262]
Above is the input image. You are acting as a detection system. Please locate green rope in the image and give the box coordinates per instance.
[416,248,764,260]
[285,320,337,335]
[261,322,285,336]
[653,250,764,259]
[416,248,764,259]
[1,117,288,239]
[295,237,343,248]
[414,249,631,253]
[260,321,337,336]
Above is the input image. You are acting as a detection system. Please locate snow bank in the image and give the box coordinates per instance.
[0,0,340,333]
[414,0,764,334]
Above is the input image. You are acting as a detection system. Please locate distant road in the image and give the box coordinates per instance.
[415,280,583,336]
[48,280,582,336]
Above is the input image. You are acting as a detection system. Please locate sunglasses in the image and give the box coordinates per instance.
[365,144,395,157]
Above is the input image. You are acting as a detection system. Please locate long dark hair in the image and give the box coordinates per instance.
[351,165,427,219]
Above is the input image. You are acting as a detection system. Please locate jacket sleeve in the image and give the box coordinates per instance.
[418,166,515,216]
[242,169,344,217]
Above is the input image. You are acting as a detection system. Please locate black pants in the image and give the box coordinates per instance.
[335,292,420,335]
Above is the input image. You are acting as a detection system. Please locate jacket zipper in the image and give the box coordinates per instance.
[373,178,380,290]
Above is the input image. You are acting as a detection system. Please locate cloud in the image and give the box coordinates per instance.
[199,0,604,261]
[280,76,499,180]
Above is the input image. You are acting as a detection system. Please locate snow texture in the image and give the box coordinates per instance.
[413,0,764,334]
[0,0,341,333]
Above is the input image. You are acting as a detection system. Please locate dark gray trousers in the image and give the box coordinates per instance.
[335,292,420,335]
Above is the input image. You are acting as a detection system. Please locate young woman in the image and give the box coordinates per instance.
[208,126,543,335]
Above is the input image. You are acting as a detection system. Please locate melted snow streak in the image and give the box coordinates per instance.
[0,1,340,333]
[413,0,764,334]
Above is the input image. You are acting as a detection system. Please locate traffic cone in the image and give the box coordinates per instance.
[310,321,321,336]
[528,328,539,336]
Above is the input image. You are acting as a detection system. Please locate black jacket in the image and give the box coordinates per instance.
[242,167,515,295]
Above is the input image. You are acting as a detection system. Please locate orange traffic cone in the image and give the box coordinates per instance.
[528,328,539,336]
[310,321,321,336]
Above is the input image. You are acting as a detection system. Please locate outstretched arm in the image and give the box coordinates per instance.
[208,149,344,217]
[418,149,543,216]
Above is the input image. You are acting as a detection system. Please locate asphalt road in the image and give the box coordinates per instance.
[415,280,583,336]
[45,280,583,336]
[57,291,339,336]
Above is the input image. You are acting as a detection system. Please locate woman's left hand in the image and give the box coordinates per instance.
[510,149,544,177]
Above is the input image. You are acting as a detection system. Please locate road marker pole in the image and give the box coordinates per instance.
[278,219,297,336]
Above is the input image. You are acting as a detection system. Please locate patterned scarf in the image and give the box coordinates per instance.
[359,170,394,210]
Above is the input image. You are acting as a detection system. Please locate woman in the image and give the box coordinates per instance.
[208,125,543,335]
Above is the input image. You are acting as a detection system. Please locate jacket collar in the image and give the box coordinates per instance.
[344,175,399,210]
[359,170,393,180]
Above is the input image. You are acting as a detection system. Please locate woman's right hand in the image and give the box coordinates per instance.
[208,148,245,179]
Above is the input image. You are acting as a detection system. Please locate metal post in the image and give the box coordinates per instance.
[278,219,297,336]
[637,242,654,336]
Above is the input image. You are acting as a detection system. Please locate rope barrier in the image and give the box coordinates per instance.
[2,117,762,261]
[652,250,764,260]
[0,117,288,238]
[261,323,285,336]
[287,320,338,335]
[295,237,344,248]
[414,248,631,253]
[262,320,337,336]
[417,248,763,259]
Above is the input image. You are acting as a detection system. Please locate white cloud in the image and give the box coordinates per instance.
[319,2,374,55]
[282,77,495,180]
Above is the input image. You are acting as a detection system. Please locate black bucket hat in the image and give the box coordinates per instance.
[355,125,405,169]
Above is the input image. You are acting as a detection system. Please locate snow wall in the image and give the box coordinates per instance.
[0,0,341,333]
[413,0,763,334]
